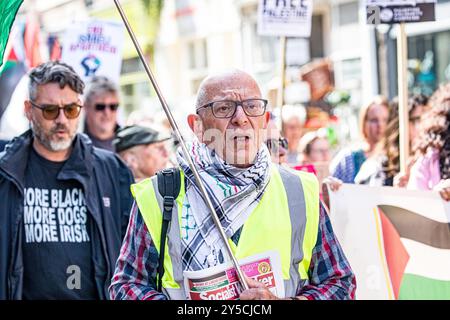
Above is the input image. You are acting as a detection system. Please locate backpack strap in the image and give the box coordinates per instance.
[156,167,181,292]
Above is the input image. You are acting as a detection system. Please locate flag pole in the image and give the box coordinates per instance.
[397,22,409,174]
[278,36,287,134]
[113,0,249,292]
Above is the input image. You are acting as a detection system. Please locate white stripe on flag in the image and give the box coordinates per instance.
[401,238,450,281]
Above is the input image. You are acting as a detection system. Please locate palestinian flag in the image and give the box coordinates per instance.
[0,5,43,131]
[377,205,450,299]
[0,0,24,68]
[0,21,26,121]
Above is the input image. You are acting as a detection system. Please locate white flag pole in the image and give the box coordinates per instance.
[279,36,287,134]
[397,22,409,174]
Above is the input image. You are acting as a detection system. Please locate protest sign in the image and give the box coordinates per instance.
[366,0,436,25]
[328,184,450,299]
[61,19,124,84]
[257,0,313,38]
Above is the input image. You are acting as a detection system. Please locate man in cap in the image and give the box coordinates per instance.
[114,125,171,182]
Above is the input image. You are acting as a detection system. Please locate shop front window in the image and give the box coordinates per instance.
[407,31,450,96]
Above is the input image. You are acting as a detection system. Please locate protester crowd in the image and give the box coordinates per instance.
[0,59,449,300]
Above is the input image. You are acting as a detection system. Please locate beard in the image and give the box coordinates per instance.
[31,120,76,152]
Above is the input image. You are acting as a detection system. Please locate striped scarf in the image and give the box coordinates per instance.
[176,140,271,271]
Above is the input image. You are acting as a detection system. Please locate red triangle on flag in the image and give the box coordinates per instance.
[7,47,19,61]
[378,207,409,299]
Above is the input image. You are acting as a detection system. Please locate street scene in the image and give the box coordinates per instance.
[0,0,449,302]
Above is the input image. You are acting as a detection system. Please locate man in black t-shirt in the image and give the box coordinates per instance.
[0,61,134,300]
[22,150,97,299]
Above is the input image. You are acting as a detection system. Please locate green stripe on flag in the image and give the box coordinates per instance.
[0,0,24,68]
[399,273,450,300]
[0,60,17,75]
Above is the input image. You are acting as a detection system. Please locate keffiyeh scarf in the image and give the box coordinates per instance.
[176,140,271,271]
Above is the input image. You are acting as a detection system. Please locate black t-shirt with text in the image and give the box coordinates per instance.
[22,148,97,300]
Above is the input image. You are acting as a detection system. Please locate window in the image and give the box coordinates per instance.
[405,31,450,96]
[187,39,208,70]
[338,1,359,26]
[186,39,208,95]
[310,14,324,58]
[121,57,144,74]
[84,0,94,8]
[252,23,278,65]
[188,42,196,69]
[341,58,362,86]
[135,81,151,97]
[121,84,134,113]
[122,84,133,96]
[190,78,204,95]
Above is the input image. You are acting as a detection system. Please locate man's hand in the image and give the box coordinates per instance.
[322,176,343,209]
[323,176,343,192]
[239,277,308,300]
[434,179,450,201]
[239,277,279,300]
[393,172,409,188]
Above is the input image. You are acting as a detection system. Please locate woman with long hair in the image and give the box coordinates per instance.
[330,96,389,183]
[354,95,427,186]
[407,84,450,201]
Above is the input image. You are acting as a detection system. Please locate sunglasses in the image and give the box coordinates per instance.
[95,103,119,111]
[266,137,288,152]
[29,100,82,120]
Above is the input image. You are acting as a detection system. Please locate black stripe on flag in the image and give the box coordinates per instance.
[379,205,450,250]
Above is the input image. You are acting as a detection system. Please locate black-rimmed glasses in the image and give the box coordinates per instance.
[197,99,268,118]
[29,100,83,120]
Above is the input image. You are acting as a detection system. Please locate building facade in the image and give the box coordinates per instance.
[16,0,450,119]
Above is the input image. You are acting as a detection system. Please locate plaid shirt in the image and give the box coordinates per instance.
[109,201,356,300]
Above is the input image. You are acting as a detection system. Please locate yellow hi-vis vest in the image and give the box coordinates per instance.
[130,164,320,299]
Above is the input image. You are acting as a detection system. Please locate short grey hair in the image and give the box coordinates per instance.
[84,76,118,105]
[28,61,85,101]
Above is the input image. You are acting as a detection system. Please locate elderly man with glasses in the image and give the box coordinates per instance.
[0,61,134,300]
[83,76,121,151]
[110,69,356,300]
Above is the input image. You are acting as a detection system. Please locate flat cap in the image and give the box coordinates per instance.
[113,125,171,153]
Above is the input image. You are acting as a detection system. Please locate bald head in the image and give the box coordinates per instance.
[188,69,269,168]
[195,69,262,110]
